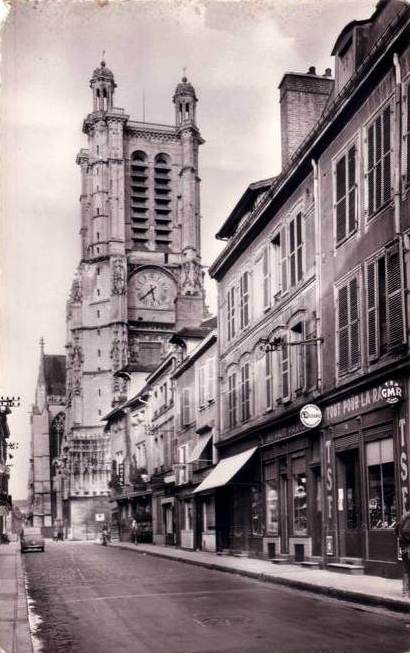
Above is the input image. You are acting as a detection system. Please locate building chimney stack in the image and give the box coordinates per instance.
[279,68,334,169]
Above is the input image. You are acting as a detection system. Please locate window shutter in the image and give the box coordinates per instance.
[254,256,264,317]
[240,272,249,329]
[265,351,272,409]
[349,277,360,368]
[375,115,382,210]
[347,146,356,234]
[182,388,191,425]
[338,285,349,374]
[206,358,215,402]
[231,287,236,339]
[368,123,375,216]
[407,84,410,182]
[336,155,347,243]
[262,247,270,309]
[305,322,318,391]
[227,290,232,341]
[280,226,288,293]
[366,261,378,360]
[281,337,290,401]
[382,107,391,204]
[289,219,296,287]
[296,212,303,282]
[198,366,205,407]
[228,372,237,428]
[386,244,405,348]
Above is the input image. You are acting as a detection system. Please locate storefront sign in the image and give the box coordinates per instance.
[325,439,333,521]
[399,418,409,512]
[95,513,105,522]
[324,383,403,424]
[381,380,403,405]
[300,404,322,429]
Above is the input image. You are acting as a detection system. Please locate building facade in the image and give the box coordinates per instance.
[0,407,12,540]
[29,339,66,536]
[208,0,410,577]
[63,62,207,537]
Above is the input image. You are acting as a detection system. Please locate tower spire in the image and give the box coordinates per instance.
[173,73,198,127]
[90,59,116,112]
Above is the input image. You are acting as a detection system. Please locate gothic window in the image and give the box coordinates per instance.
[130,150,149,248]
[154,153,172,249]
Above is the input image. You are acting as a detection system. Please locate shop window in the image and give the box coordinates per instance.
[184,500,192,531]
[251,485,263,535]
[366,243,405,360]
[292,466,308,535]
[336,274,360,376]
[203,496,215,531]
[265,477,279,534]
[366,104,392,218]
[366,438,397,529]
[335,143,357,244]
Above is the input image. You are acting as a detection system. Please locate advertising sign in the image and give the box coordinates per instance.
[300,404,322,429]
[95,513,105,522]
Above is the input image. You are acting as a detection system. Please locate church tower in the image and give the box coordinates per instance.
[63,62,205,539]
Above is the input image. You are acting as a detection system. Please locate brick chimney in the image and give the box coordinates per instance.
[279,67,334,169]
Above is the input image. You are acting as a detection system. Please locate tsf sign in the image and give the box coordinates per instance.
[399,419,409,512]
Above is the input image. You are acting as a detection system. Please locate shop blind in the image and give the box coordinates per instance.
[264,462,277,481]
[292,456,306,475]
[334,432,359,451]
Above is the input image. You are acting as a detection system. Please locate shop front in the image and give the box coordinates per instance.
[262,421,321,562]
[322,378,408,578]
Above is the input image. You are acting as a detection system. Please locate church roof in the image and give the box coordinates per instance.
[43,355,66,396]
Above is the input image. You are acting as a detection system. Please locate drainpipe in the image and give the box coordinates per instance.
[393,53,402,236]
[311,159,322,392]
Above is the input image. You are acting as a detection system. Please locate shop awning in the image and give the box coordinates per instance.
[193,446,257,494]
[188,432,213,463]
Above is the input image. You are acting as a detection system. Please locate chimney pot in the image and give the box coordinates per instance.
[324,68,332,77]
[308,66,316,75]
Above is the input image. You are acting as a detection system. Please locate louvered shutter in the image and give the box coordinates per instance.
[265,351,272,409]
[280,226,288,293]
[254,256,264,318]
[262,247,270,309]
[349,277,360,368]
[387,244,405,348]
[347,146,356,234]
[281,337,290,401]
[375,115,382,210]
[182,388,191,426]
[227,290,232,341]
[338,285,349,374]
[305,322,318,391]
[198,365,205,407]
[296,213,303,282]
[206,358,215,402]
[368,124,375,216]
[382,107,391,204]
[289,219,296,287]
[336,155,347,243]
[367,261,378,360]
[230,287,236,339]
[407,84,410,183]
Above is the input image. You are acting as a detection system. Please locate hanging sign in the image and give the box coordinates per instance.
[300,404,322,429]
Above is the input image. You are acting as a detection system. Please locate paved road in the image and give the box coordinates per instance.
[23,542,410,653]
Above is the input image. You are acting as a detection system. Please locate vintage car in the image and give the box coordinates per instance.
[20,527,45,553]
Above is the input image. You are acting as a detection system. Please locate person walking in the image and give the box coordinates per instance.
[396,511,410,597]
[131,519,138,545]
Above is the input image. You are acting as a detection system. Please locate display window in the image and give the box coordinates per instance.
[366,438,397,529]
[293,471,308,535]
[265,480,279,534]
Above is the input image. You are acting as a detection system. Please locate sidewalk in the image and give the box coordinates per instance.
[110,541,410,614]
[0,542,33,653]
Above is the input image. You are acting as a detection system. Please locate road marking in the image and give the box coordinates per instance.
[63,586,272,604]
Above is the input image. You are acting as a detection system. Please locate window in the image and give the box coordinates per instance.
[255,248,270,317]
[198,366,206,408]
[289,212,303,287]
[290,322,305,394]
[97,267,100,276]
[337,275,360,375]
[281,336,290,401]
[206,358,215,402]
[177,444,188,484]
[265,351,273,410]
[181,388,191,426]
[184,500,193,530]
[367,244,405,360]
[97,349,101,357]
[227,286,236,341]
[335,144,357,244]
[367,105,392,217]
[203,496,215,531]
[366,438,396,529]
[98,388,101,397]
[265,464,278,534]
[228,372,237,428]
[97,289,100,296]
[239,271,250,329]
[271,233,282,299]
[240,362,251,422]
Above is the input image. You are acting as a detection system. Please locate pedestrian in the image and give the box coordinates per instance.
[395,511,410,597]
[53,524,58,542]
[131,518,137,545]
[57,524,64,542]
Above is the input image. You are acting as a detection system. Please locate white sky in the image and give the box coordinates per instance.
[1,0,376,499]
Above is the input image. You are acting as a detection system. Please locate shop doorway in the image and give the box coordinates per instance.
[162,503,174,545]
[336,449,364,558]
[311,466,322,557]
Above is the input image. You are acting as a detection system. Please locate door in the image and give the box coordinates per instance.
[337,449,363,558]
[279,474,289,554]
[311,466,322,557]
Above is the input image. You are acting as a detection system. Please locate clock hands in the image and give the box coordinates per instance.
[139,285,157,302]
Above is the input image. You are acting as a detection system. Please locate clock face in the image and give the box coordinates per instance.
[134,269,176,309]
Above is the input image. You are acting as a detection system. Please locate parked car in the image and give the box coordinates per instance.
[20,527,45,553]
